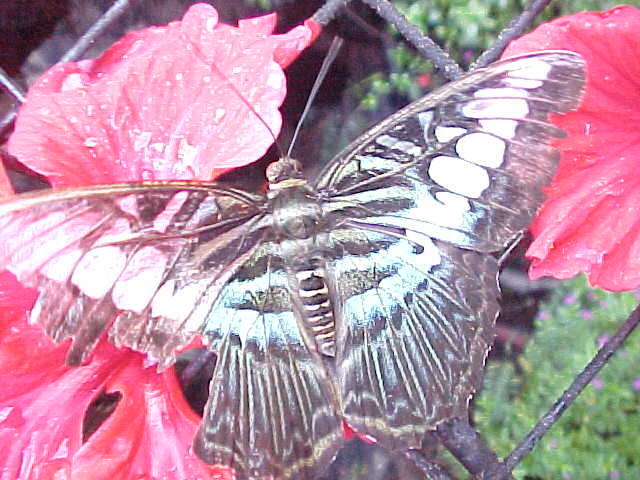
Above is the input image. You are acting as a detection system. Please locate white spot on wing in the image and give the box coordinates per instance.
[404,231,442,267]
[41,249,83,283]
[456,132,506,168]
[474,87,529,99]
[152,279,205,323]
[503,77,543,89]
[462,88,529,129]
[511,58,552,80]
[72,246,127,299]
[479,119,518,138]
[434,191,471,212]
[418,111,434,133]
[113,246,168,313]
[428,156,490,198]
[462,97,529,120]
[435,126,467,143]
[357,154,399,172]
[375,134,422,156]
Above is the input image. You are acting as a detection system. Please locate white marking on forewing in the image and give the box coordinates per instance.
[479,119,518,138]
[456,132,506,168]
[502,77,543,89]
[462,97,529,120]
[428,156,490,198]
[357,154,400,172]
[474,87,528,99]
[153,191,189,233]
[434,191,471,212]
[375,134,422,156]
[435,126,467,143]
[72,246,127,299]
[418,111,434,132]
[511,58,552,80]
[41,248,83,283]
[152,279,205,323]
[113,246,168,313]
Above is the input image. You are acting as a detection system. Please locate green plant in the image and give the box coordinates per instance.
[475,276,640,479]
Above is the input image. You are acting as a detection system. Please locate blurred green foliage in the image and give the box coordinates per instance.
[363,0,635,106]
[474,276,640,479]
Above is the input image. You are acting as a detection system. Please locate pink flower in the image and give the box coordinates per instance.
[9,3,318,187]
[503,6,640,291]
[1,4,316,478]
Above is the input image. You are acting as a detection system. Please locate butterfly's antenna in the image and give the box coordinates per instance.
[287,37,344,159]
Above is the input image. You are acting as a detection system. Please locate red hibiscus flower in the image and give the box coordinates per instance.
[0,3,316,479]
[503,6,640,291]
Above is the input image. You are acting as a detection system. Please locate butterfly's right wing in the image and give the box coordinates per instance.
[0,182,269,367]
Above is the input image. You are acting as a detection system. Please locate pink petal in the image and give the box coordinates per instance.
[9,3,315,187]
[504,7,640,291]
[0,295,224,480]
[1,7,317,477]
[70,351,220,480]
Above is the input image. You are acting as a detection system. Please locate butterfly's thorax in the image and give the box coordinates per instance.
[266,158,337,357]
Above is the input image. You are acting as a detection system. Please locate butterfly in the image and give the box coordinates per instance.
[0,50,585,479]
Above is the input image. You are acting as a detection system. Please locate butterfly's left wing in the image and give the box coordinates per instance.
[315,51,585,447]
[0,182,269,367]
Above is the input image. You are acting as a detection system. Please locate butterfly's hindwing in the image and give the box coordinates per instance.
[327,227,499,447]
[195,243,344,480]
[318,51,586,252]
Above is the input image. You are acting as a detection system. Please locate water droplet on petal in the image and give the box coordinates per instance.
[83,137,98,148]
[141,169,155,180]
[214,108,225,122]
[134,131,153,151]
[205,17,217,33]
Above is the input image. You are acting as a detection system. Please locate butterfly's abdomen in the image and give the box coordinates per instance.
[294,257,336,357]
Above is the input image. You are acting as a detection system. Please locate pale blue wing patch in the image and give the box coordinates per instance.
[328,227,499,449]
[195,244,343,480]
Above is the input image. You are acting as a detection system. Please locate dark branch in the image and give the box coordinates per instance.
[0,66,26,104]
[312,0,353,26]
[0,66,22,142]
[60,0,134,62]
[0,0,135,141]
[502,303,640,474]
[359,0,462,80]
[435,418,514,479]
[403,449,455,480]
[473,0,555,68]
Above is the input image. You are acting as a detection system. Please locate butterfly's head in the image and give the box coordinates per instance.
[266,157,308,191]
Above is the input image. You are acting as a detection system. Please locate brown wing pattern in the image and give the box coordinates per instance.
[327,227,499,449]
[195,243,344,480]
[0,182,267,367]
[318,51,586,252]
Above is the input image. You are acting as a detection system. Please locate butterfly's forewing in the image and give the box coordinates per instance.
[0,182,268,367]
[193,242,344,479]
[315,51,585,447]
[318,51,586,251]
